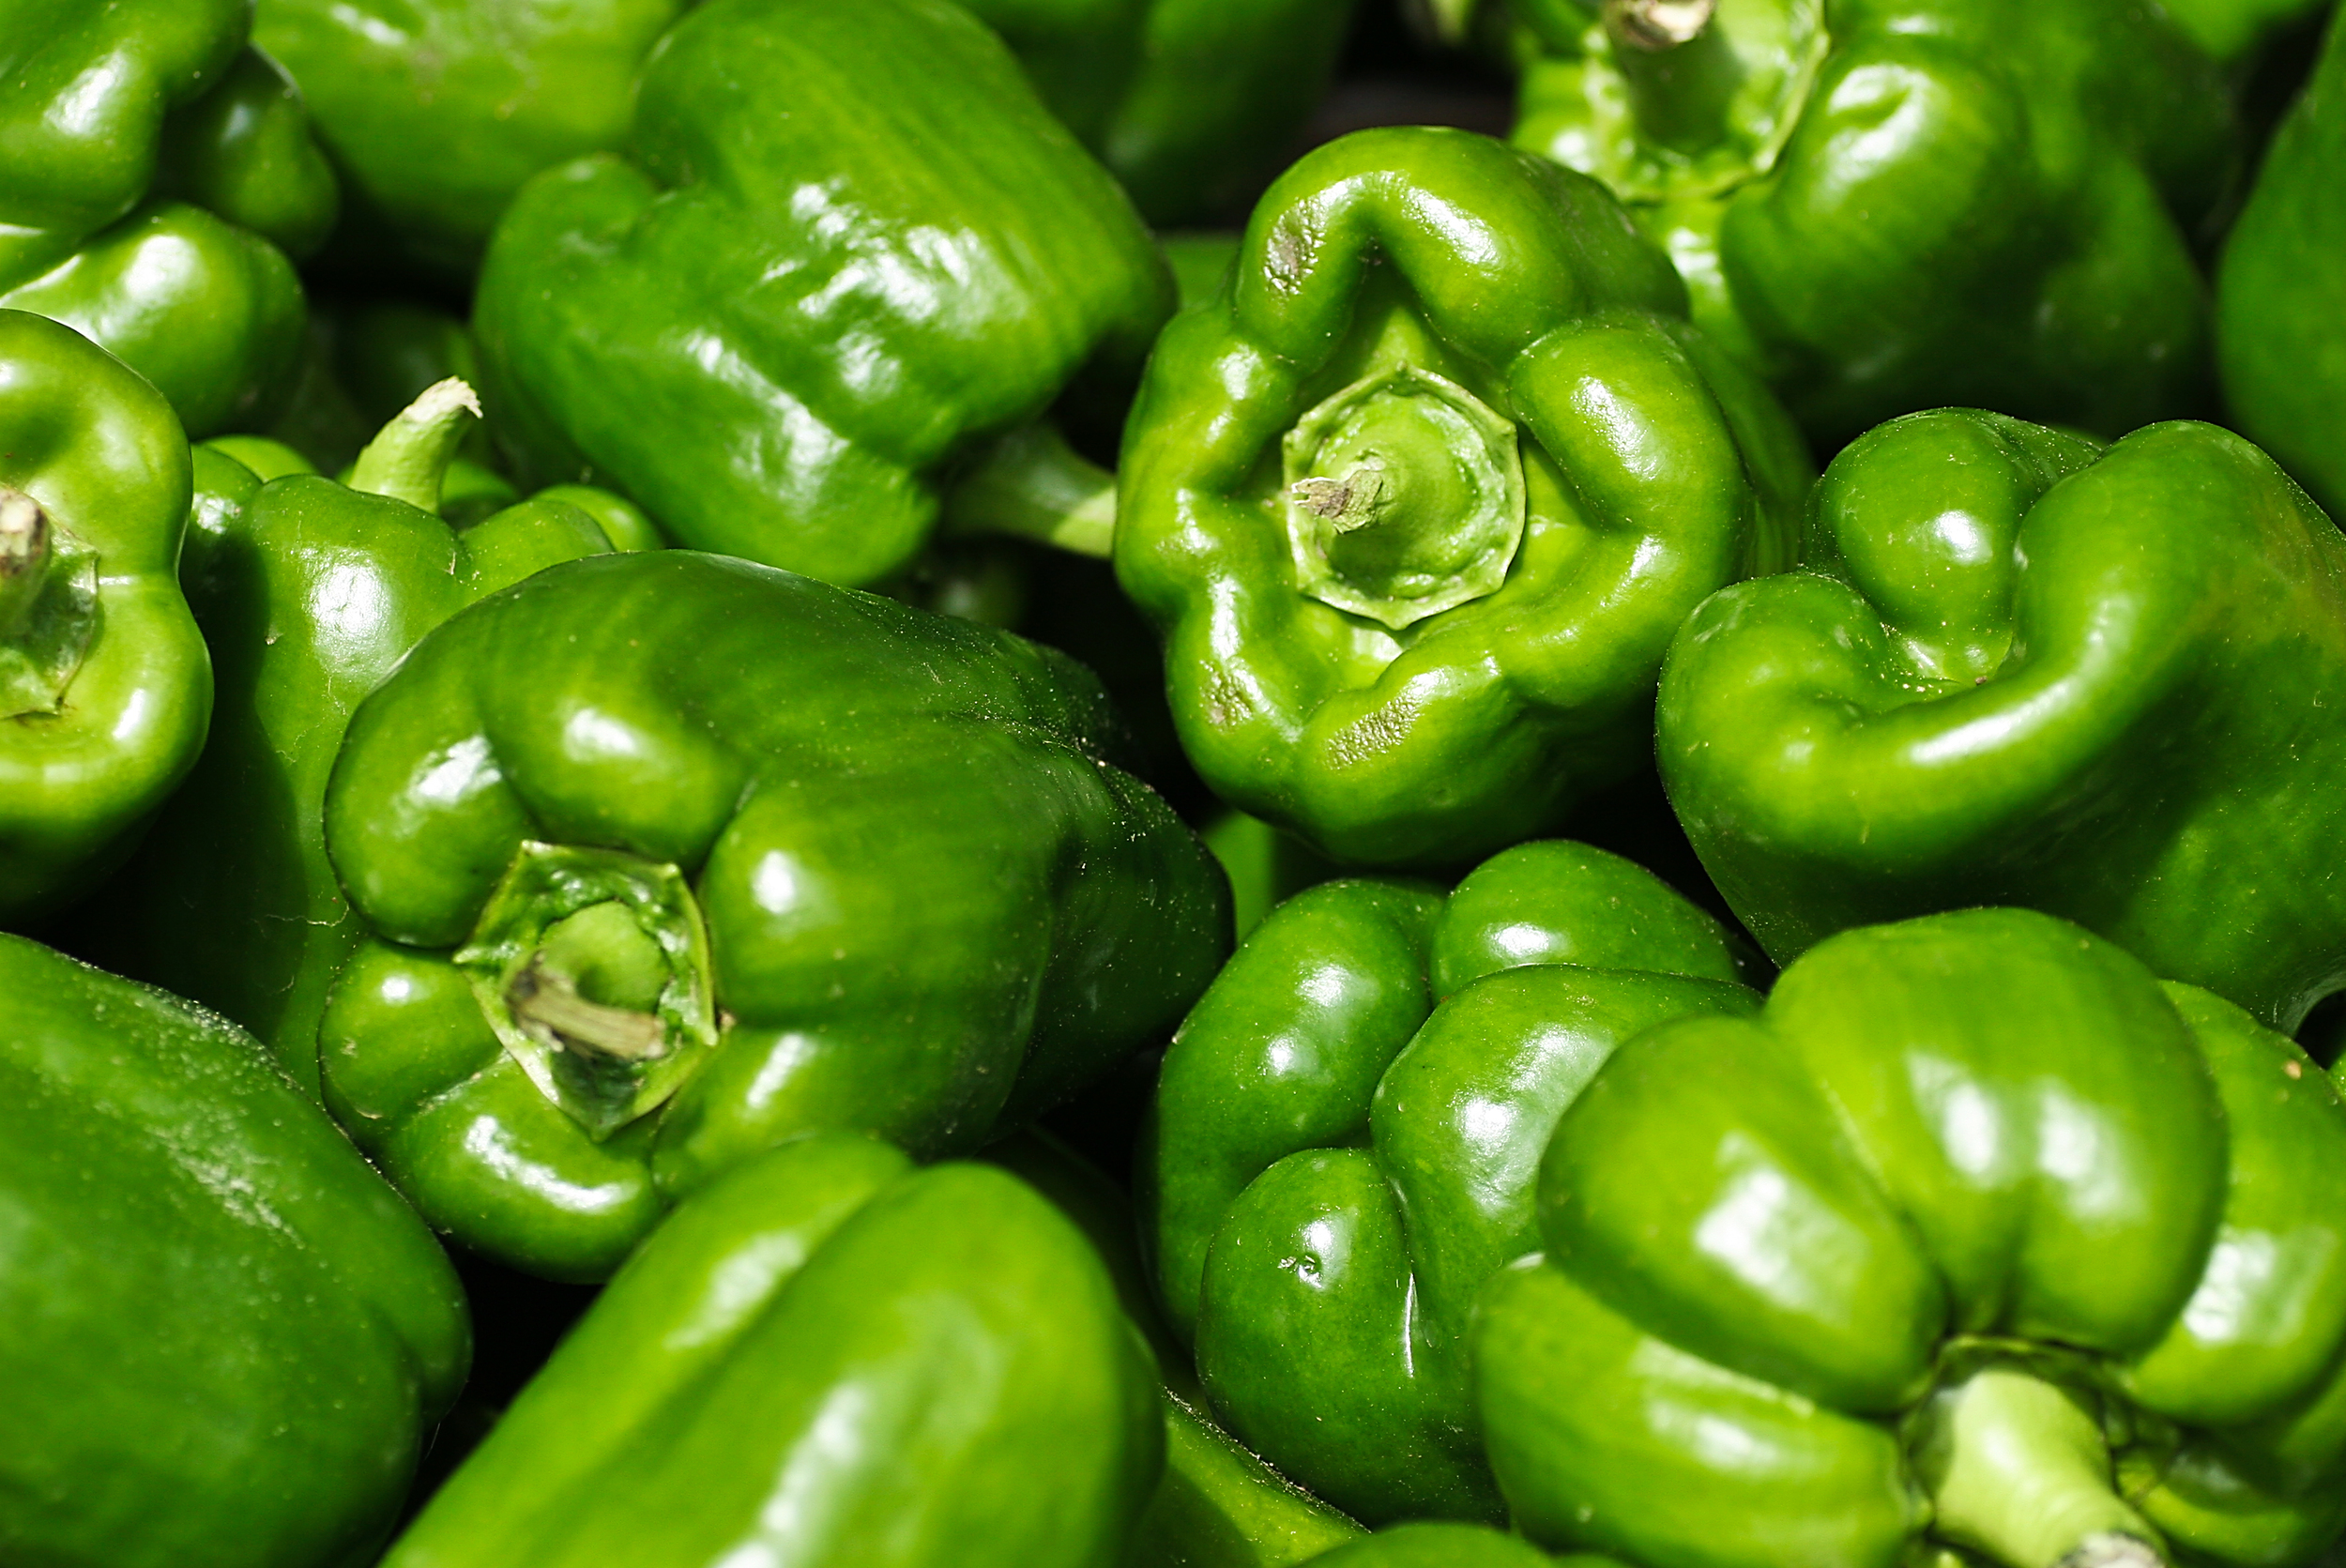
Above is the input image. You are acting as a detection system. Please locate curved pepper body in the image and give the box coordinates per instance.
[1147,840,1756,1523]
[0,2,336,435]
[475,0,1171,588]
[1659,408,2346,1028]
[319,550,1229,1279]
[1475,906,2346,1567]
[1510,0,2238,446]
[380,1134,1160,1568]
[1116,126,1810,869]
[0,934,469,1568]
[0,311,210,925]
[2218,6,2346,524]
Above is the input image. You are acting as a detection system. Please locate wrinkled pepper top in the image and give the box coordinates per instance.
[0,0,336,434]
[1505,0,2238,445]
[1115,125,1809,871]
[1147,840,1755,1524]
[475,0,1172,589]
[1659,408,2346,1029]
[318,550,1230,1280]
[1476,907,2346,1568]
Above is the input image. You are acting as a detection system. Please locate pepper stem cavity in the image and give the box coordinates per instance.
[942,421,1116,558]
[0,486,51,641]
[1604,0,1747,154]
[349,376,482,516]
[1281,364,1525,631]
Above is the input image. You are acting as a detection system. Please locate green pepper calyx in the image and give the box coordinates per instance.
[0,486,49,640]
[0,485,100,721]
[1282,365,1525,631]
[458,843,723,1139]
[349,377,482,518]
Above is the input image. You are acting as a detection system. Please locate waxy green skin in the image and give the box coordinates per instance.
[382,1133,1159,1568]
[476,0,1171,589]
[0,311,210,925]
[1147,840,1756,1524]
[1298,1524,1601,1568]
[106,425,614,1094]
[2218,6,2346,524]
[1115,126,1809,871]
[1659,409,2346,1029]
[0,934,469,1568]
[1475,908,2346,1568]
[1508,0,2237,447]
[1,1,336,435]
[320,550,1230,1280]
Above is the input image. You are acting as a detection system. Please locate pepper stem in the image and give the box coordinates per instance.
[0,486,50,641]
[940,422,1116,559]
[348,376,482,516]
[1909,1362,2168,1568]
[1603,0,1746,154]
[506,955,669,1063]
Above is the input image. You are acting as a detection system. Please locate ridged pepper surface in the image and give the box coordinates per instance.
[1476,907,2346,1568]
[1115,125,1809,870]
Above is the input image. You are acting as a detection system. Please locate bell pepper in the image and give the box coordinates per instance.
[1,2,336,435]
[958,0,1360,225]
[1502,0,2238,447]
[316,548,1230,1280]
[1297,1525,1579,1567]
[252,0,690,281]
[2161,0,2334,66]
[1475,906,2346,1568]
[0,933,469,1568]
[0,310,210,927]
[2218,5,2346,525]
[378,1131,1159,1568]
[1145,840,1757,1524]
[103,381,614,1094]
[1657,408,2346,1030]
[1115,125,1810,870]
[473,0,1172,589]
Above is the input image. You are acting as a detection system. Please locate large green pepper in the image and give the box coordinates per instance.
[1146,841,1756,1524]
[1,310,210,926]
[0,935,469,1567]
[0,1,336,435]
[1475,907,2346,1567]
[1501,0,2237,447]
[101,380,615,1093]
[317,549,1229,1279]
[474,0,1171,589]
[1114,126,1810,870]
[379,1132,1158,1567]
[2218,6,2346,525]
[1657,408,2346,1029]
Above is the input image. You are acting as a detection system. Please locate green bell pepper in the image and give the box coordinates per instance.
[0,934,469,1567]
[253,0,690,281]
[1658,408,2346,1030]
[379,1131,1159,1568]
[1146,840,1757,1524]
[0,310,210,927]
[1503,0,2238,447]
[101,380,615,1093]
[1475,906,2346,1567]
[316,548,1230,1279]
[1296,1524,1581,1568]
[2218,6,2346,525]
[1,1,336,435]
[474,0,1171,589]
[1115,125,1809,870]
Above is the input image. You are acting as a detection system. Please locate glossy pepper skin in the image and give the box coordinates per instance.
[2218,5,2346,524]
[1475,907,2346,1568]
[1116,126,1810,870]
[0,311,210,926]
[318,549,1230,1280]
[104,383,615,1095]
[475,0,1172,589]
[1659,408,2346,1029]
[0,935,469,1568]
[1505,0,2238,448]
[0,1,336,435]
[958,0,1359,224]
[379,1132,1160,1568]
[1146,840,1757,1524]
[1297,1524,1593,1568]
